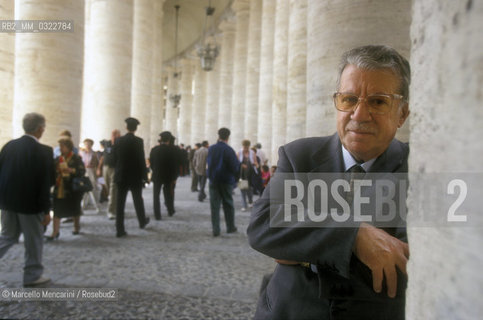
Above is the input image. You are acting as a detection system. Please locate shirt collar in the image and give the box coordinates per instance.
[24,134,39,142]
[341,145,377,172]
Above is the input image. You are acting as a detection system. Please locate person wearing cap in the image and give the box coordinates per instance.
[149,131,179,219]
[112,117,149,237]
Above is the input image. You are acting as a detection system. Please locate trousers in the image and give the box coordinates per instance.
[209,183,236,236]
[0,210,44,283]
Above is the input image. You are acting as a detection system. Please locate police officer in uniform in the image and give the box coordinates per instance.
[113,117,149,237]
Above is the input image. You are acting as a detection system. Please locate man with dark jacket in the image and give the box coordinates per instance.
[113,117,149,237]
[247,45,411,319]
[207,128,240,237]
[149,131,178,219]
[0,113,55,286]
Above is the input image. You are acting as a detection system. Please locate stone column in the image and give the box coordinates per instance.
[13,0,84,147]
[257,0,276,165]
[270,0,289,163]
[229,0,250,148]
[285,0,307,142]
[150,0,165,149]
[306,0,411,139]
[217,16,236,129]
[165,66,179,137]
[205,62,221,144]
[131,0,154,154]
[406,1,483,319]
[0,0,14,147]
[81,0,133,146]
[244,0,262,144]
[191,64,206,145]
[178,58,195,146]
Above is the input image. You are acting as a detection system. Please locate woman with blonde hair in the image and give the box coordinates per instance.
[46,138,86,240]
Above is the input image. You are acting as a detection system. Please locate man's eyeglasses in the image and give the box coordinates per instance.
[333,92,405,115]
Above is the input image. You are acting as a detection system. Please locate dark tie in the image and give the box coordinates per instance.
[346,165,365,205]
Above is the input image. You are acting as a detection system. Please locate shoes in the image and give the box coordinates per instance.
[116,231,127,238]
[248,203,253,208]
[108,216,115,220]
[24,276,51,287]
[168,211,175,217]
[62,218,73,223]
[227,228,238,234]
[213,232,220,237]
[241,207,247,212]
[155,217,162,221]
[45,232,60,241]
[140,217,150,229]
[72,230,80,235]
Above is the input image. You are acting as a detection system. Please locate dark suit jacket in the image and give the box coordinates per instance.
[149,144,178,183]
[0,135,54,215]
[247,133,409,320]
[113,133,147,187]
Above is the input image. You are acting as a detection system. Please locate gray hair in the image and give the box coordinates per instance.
[336,45,411,101]
[22,113,46,134]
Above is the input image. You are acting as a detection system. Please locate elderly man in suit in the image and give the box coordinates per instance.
[149,131,178,220]
[247,45,411,319]
[0,113,55,286]
[114,117,150,238]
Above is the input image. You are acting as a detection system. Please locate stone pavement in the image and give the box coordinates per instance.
[0,176,275,319]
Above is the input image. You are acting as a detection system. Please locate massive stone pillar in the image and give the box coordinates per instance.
[0,0,14,147]
[13,0,84,147]
[229,0,250,148]
[271,0,289,163]
[165,67,180,138]
[150,0,165,149]
[131,0,154,154]
[81,0,133,146]
[406,1,483,319]
[257,0,276,165]
[217,16,236,129]
[191,64,206,145]
[306,0,411,139]
[285,0,307,142]
[243,0,262,144]
[205,63,221,144]
[178,58,195,146]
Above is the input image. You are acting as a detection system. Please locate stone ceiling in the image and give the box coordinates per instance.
[162,0,232,63]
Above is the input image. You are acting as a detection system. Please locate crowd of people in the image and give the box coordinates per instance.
[0,112,275,286]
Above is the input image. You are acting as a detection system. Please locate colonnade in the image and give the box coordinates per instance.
[0,0,411,162]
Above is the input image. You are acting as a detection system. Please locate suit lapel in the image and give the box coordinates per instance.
[310,133,345,173]
[369,139,408,173]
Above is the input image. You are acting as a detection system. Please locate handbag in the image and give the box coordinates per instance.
[238,179,249,190]
[72,176,93,193]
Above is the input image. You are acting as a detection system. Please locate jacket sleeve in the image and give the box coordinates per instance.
[247,145,358,279]
[227,148,241,182]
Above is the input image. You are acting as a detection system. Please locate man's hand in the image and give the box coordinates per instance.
[41,214,51,226]
[353,223,409,298]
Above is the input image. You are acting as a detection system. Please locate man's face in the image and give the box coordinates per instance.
[336,64,409,162]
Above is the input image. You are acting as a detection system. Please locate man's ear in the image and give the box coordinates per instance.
[398,103,410,128]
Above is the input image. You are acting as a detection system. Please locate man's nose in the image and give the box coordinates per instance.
[350,99,372,121]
